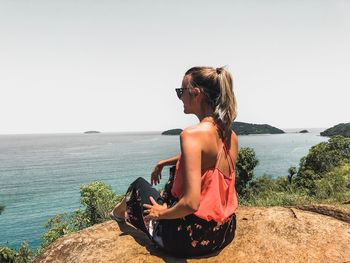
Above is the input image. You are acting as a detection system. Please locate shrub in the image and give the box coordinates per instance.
[314,163,350,201]
[0,242,33,263]
[288,166,297,182]
[15,242,33,263]
[298,136,350,176]
[236,147,259,196]
[295,136,350,194]
[80,181,119,225]
[0,247,16,263]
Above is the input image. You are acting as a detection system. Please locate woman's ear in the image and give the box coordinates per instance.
[192,87,201,97]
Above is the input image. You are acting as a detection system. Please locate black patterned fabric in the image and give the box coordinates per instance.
[124,167,236,258]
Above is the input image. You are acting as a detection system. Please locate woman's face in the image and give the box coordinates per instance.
[180,75,193,114]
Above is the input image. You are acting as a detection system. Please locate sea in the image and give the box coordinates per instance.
[0,129,327,250]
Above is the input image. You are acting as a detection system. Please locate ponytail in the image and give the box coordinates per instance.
[214,67,237,138]
[185,66,237,139]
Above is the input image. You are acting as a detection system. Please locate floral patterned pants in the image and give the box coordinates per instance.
[124,168,236,258]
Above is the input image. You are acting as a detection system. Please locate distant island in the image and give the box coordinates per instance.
[232,121,285,135]
[299,130,309,133]
[162,129,183,135]
[162,122,285,135]
[320,123,350,137]
[84,131,101,134]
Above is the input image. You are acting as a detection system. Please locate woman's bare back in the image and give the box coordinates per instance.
[186,121,238,176]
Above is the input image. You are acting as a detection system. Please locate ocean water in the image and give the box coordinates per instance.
[0,130,327,250]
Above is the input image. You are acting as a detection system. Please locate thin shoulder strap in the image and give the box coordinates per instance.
[223,143,236,174]
[214,143,225,169]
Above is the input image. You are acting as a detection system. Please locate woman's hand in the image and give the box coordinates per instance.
[151,162,164,185]
[143,196,167,220]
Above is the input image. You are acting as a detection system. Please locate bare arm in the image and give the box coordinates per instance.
[158,154,180,167]
[145,130,202,219]
[151,154,180,185]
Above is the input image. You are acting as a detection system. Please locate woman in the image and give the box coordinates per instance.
[111,66,238,257]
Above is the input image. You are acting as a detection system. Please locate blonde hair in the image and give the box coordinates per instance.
[185,66,237,139]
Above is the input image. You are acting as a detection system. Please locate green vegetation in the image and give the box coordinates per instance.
[235,147,259,195]
[320,122,350,137]
[237,135,350,206]
[80,181,120,225]
[0,205,4,215]
[0,242,33,263]
[232,121,285,135]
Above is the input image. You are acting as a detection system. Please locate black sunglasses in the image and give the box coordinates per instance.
[175,87,190,99]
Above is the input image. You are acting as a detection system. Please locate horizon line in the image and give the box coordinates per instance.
[0,127,328,136]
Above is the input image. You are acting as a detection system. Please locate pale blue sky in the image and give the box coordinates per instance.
[1,0,349,134]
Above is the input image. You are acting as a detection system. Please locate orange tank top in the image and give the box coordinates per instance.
[171,143,238,224]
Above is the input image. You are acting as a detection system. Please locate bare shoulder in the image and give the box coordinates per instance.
[231,131,238,145]
[180,123,214,142]
[180,126,202,144]
[180,124,218,157]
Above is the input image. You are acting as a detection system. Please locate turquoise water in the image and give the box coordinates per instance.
[0,131,327,250]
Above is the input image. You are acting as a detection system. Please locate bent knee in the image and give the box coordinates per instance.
[132,177,149,187]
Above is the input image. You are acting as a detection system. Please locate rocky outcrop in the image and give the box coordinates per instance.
[34,206,350,263]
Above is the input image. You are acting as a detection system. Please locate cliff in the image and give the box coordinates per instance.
[34,205,350,263]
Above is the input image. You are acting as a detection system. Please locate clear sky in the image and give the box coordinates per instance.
[1,0,349,134]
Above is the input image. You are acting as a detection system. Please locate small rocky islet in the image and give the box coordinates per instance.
[84,131,101,134]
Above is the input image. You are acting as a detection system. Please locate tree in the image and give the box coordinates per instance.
[288,166,297,183]
[295,136,350,192]
[235,147,259,195]
[298,136,350,176]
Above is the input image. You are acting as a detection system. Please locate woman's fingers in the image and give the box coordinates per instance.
[143,203,152,209]
[149,196,157,205]
[151,166,161,185]
[151,164,163,185]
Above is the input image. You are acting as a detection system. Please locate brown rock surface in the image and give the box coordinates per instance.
[34,206,350,263]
